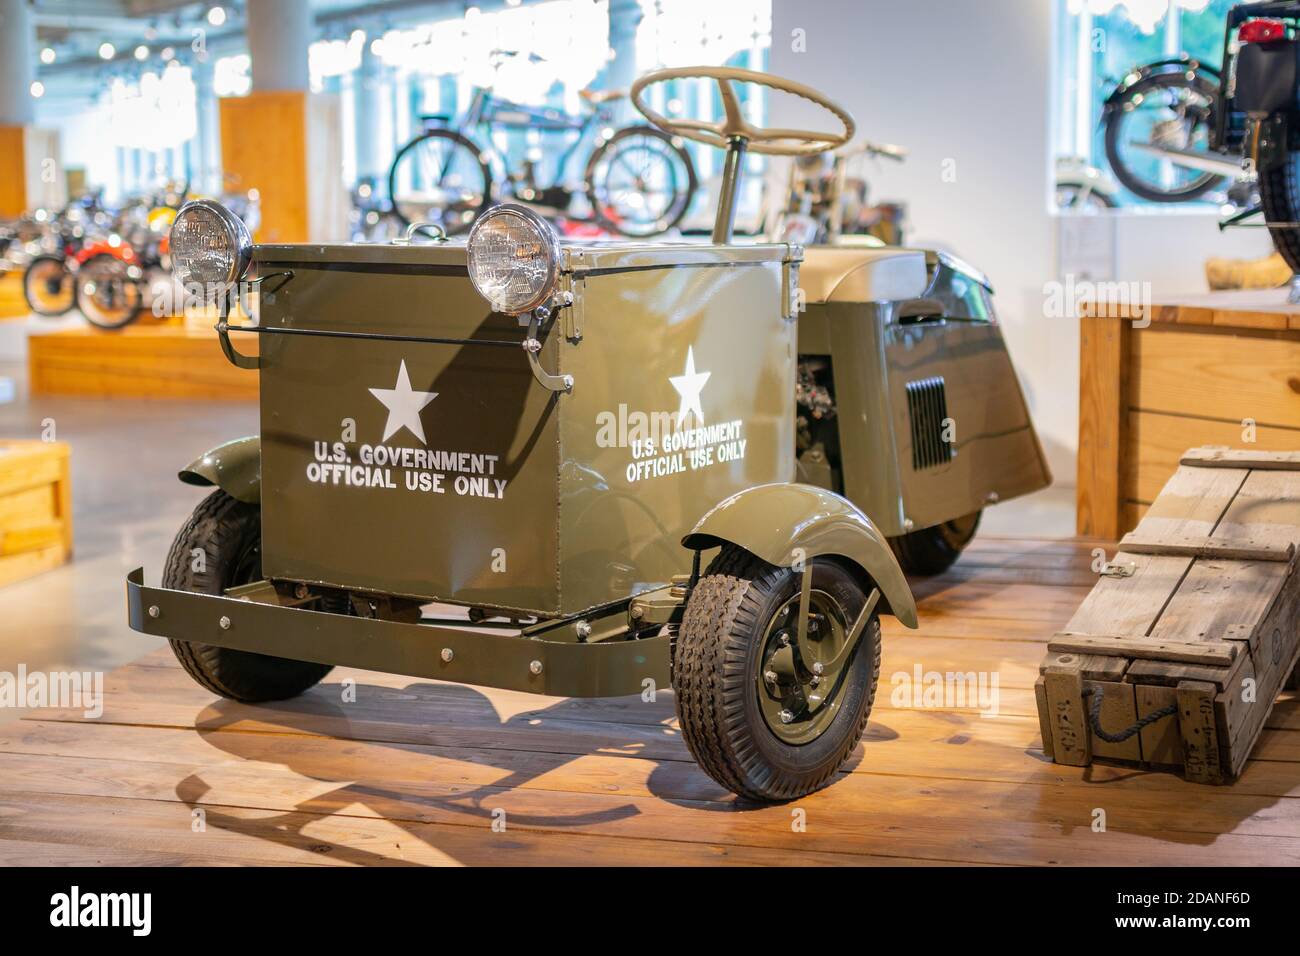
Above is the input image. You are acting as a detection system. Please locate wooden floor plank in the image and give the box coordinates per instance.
[8,533,1299,866]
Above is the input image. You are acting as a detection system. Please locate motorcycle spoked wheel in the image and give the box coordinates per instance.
[1103,71,1225,203]
[585,125,697,238]
[75,254,145,330]
[22,254,76,317]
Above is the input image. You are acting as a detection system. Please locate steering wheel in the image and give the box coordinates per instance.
[630,66,855,156]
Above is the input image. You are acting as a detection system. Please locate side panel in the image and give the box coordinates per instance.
[557,260,796,612]
[887,319,1051,530]
[257,257,562,613]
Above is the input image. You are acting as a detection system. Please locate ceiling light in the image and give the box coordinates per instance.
[135,45,149,61]
[160,46,175,60]
[98,43,115,60]
[40,47,56,65]
[30,81,45,98]
[207,6,227,27]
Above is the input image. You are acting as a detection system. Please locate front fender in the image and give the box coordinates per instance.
[682,483,918,628]
[178,435,260,504]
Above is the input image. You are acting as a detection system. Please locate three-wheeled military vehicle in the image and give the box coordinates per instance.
[128,67,1047,801]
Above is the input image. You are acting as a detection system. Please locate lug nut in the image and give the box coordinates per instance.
[778,709,795,724]
[763,670,778,684]
[440,648,454,663]
[813,661,824,675]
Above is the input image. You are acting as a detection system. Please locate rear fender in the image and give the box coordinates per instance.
[178,436,260,504]
[683,482,918,628]
[1101,58,1220,116]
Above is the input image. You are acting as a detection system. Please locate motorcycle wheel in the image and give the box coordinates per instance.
[1103,71,1225,203]
[76,253,144,330]
[585,125,697,237]
[1256,136,1300,276]
[22,254,76,316]
[387,128,492,235]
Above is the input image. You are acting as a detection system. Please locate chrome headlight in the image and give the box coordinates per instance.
[169,199,252,292]
[466,204,560,315]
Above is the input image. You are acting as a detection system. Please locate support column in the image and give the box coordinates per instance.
[219,0,318,241]
[191,54,222,197]
[354,34,385,188]
[0,0,36,216]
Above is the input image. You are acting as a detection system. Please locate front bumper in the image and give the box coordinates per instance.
[126,568,669,698]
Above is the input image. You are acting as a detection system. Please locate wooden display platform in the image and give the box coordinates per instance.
[1078,288,1300,540]
[0,440,71,587]
[28,319,258,401]
[0,273,28,320]
[4,533,1300,866]
[1041,448,1300,783]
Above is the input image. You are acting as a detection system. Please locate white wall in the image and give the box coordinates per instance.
[769,0,1272,486]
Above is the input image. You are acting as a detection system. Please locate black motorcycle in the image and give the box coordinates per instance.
[1212,2,1300,272]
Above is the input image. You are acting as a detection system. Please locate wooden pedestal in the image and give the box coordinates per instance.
[1078,290,1300,539]
[0,441,71,588]
[0,274,27,320]
[28,320,258,401]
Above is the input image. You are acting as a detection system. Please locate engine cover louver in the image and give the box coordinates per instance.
[906,376,953,470]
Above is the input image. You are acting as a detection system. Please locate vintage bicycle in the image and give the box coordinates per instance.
[387,53,697,237]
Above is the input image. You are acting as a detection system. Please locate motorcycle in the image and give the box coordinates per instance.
[765,139,907,246]
[1212,3,1300,274]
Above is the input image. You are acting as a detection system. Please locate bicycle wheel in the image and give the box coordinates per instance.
[1103,72,1225,203]
[585,125,697,237]
[387,129,491,235]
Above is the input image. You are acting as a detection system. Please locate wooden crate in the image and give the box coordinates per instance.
[1077,292,1300,540]
[0,441,72,587]
[1039,446,1300,783]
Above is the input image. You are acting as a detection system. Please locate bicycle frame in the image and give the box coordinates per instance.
[427,86,615,192]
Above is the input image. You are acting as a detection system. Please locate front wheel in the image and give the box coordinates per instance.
[890,510,981,576]
[585,125,696,237]
[163,490,332,702]
[22,254,75,316]
[672,546,880,802]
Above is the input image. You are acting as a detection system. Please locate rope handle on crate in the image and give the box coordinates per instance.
[1082,686,1177,744]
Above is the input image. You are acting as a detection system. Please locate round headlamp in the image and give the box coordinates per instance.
[466,204,560,315]
[169,199,252,293]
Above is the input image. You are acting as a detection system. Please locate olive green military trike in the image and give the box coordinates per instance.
[127,68,1042,802]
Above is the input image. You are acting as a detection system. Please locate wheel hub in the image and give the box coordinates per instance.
[756,590,852,745]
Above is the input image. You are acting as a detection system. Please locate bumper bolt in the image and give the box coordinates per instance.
[440,648,454,663]
[529,660,543,675]
[219,616,231,630]
[147,605,160,619]
[575,620,592,639]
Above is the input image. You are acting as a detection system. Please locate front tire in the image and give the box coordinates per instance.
[585,125,696,237]
[163,490,332,702]
[672,546,880,802]
[23,254,75,316]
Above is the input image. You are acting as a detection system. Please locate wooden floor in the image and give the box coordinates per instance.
[3,533,1299,867]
